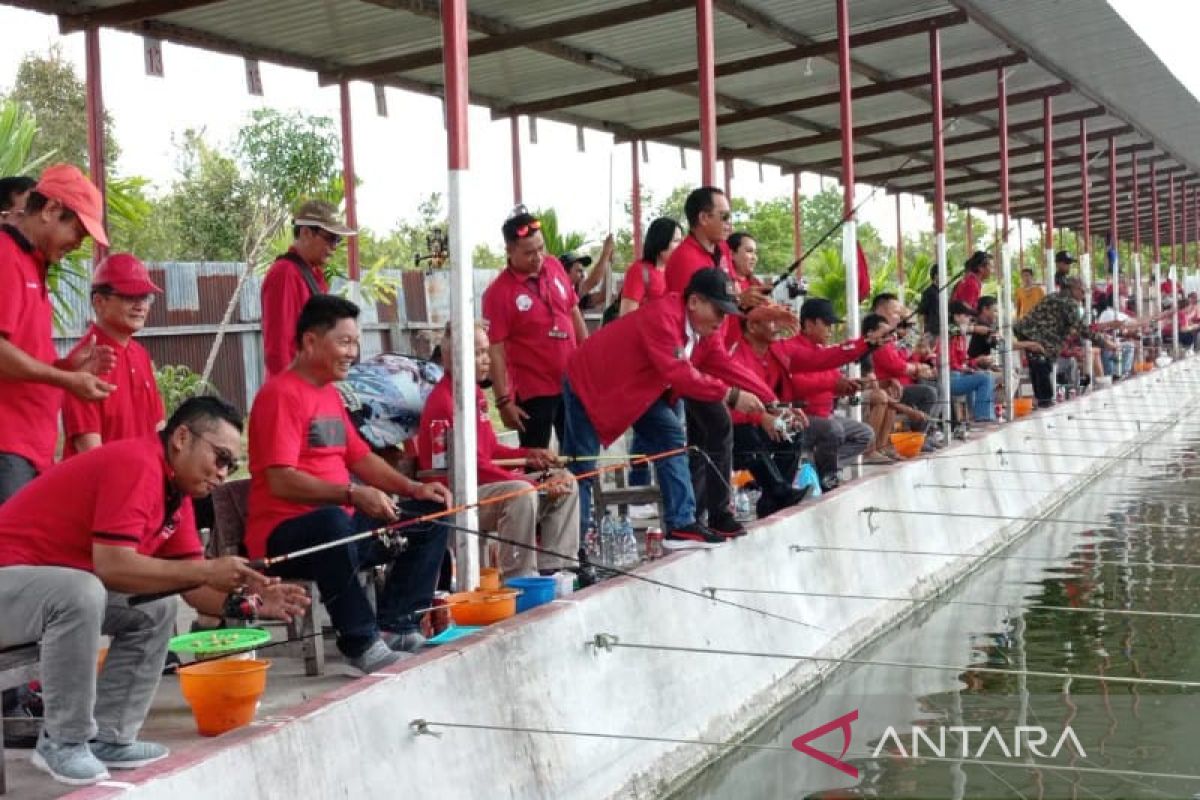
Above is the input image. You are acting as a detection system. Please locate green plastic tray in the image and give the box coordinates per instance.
[168,627,272,656]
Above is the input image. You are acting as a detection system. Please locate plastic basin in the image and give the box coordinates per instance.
[178,658,270,736]
[889,432,926,459]
[448,589,519,625]
[504,577,557,613]
[1013,397,1035,417]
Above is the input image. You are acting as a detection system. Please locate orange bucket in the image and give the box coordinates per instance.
[1013,397,1034,418]
[1134,361,1154,374]
[448,589,518,626]
[178,659,270,736]
[889,432,926,459]
[731,470,755,489]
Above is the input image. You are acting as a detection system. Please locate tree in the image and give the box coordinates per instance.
[5,46,119,169]
[0,99,52,176]
[471,244,505,269]
[234,108,341,210]
[531,207,586,257]
[159,129,252,261]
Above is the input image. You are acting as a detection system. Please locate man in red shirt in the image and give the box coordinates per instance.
[260,200,356,377]
[786,299,874,490]
[563,268,774,548]
[665,188,769,313]
[419,321,578,578]
[0,164,117,503]
[62,253,166,456]
[0,397,307,787]
[482,211,588,450]
[248,294,452,673]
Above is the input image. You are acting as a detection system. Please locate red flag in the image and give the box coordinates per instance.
[856,241,871,303]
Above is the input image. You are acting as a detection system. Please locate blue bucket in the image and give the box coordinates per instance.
[504,577,557,612]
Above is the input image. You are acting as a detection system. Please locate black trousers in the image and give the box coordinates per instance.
[732,424,799,501]
[685,399,733,521]
[1027,353,1054,405]
[517,394,564,449]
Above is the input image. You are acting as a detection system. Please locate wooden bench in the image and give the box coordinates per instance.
[0,644,40,795]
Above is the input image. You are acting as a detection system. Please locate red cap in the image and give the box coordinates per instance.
[34,164,108,247]
[92,253,161,295]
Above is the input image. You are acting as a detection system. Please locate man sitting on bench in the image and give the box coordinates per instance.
[247,294,452,675]
[0,396,309,787]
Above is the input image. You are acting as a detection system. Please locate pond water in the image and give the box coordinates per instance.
[676,425,1200,800]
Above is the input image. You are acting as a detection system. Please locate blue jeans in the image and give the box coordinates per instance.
[266,503,449,658]
[950,371,995,421]
[627,401,684,487]
[1101,342,1135,377]
[562,379,695,533]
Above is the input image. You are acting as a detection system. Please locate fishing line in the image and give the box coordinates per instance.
[861,506,1199,534]
[788,543,1200,572]
[915,483,1200,504]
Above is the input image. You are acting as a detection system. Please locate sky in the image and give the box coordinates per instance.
[0,1,1195,266]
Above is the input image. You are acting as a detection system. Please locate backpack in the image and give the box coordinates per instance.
[601,262,652,326]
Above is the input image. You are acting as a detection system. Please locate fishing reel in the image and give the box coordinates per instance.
[379,528,410,557]
[785,276,810,299]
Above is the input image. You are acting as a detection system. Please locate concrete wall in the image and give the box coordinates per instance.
[71,361,1200,800]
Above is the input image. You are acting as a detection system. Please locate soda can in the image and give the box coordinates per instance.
[645,528,664,560]
[430,590,452,635]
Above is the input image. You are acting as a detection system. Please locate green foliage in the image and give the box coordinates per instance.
[471,243,505,269]
[5,46,119,169]
[155,364,215,417]
[0,100,52,175]
[160,130,252,261]
[234,108,340,210]
[531,207,586,257]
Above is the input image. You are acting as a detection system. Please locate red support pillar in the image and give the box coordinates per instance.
[338,81,360,282]
[1170,174,1178,268]
[1108,136,1117,251]
[696,0,717,185]
[1132,151,1140,254]
[1042,96,1054,289]
[895,193,905,286]
[792,172,803,267]
[84,26,107,262]
[510,115,523,207]
[631,140,643,258]
[965,207,973,253]
[1152,161,1161,265]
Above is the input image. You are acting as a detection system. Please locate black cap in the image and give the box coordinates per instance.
[685,267,742,316]
[1055,250,1077,265]
[559,251,592,268]
[800,297,843,324]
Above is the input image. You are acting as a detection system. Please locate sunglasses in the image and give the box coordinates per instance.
[188,427,240,473]
[312,228,342,247]
[513,219,542,239]
[98,291,155,306]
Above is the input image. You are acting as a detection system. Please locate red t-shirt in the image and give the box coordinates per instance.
[417,376,530,486]
[566,293,776,447]
[261,249,329,377]
[481,258,579,401]
[246,370,371,559]
[781,333,869,418]
[727,338,789,425]
[664,234,735,293]
[62,323,165,457]
[871,341,914,386]
[620,260,667,305]
[0,435,201,571]
[950,272,983,310]
[0,226,62,471]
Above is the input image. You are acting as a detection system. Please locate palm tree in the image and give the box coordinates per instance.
[531,207,586,258]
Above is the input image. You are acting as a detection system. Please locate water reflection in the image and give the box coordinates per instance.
[678,438,1200,800]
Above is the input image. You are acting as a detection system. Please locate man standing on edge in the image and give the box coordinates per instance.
[482,210,588,449]
[261,200,357,377]
[0,164,116,503]
[62,254,165,456]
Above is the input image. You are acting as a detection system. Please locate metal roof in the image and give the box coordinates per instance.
[8,0,1200,246]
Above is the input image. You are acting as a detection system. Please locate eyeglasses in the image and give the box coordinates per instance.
[312,227,342,248]
[187,426,240,473]
[513,219,541,239]
[99,291,155,306]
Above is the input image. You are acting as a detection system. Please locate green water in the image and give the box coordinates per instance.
[677,432,1200,799]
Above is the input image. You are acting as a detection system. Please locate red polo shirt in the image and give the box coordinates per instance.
[620,259,667,304]
[0,226,62,472]
[261,249,329,377]
[871,341,914,386]
[246,370,372,559]
[481,257,579,401]
[62,323,165,457]
[417,376,530,486]
[781,333,870,418]
[727,337,789,425]
[664,234,734,293]
[566,293,776,447]
[0,434,202,571]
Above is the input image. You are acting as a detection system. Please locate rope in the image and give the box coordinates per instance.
[701,586,1200,621]
[589,635,1200,690]
[789,543,1200,572]
[407,718,1200,784]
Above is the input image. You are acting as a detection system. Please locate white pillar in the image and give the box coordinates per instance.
[936,232,951,436]
[1133,253,1143,364]
[1080,252,1093,385]
[999,237,1014,418]
[842,219,861,423]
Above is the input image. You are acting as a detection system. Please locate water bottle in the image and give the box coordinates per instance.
[734,487,753,521]
[583,524,601,564]
[618,515,638,567]
[599,513,616,569]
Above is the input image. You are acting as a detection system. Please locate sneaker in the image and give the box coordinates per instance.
[89,739,169,770]
[819,475,841,493]
[348,638,406,673]
[381,630,427,653]
[627,503,657,520]
[32,731,110,786]
[707,511,747,539]
[664,522,725,550]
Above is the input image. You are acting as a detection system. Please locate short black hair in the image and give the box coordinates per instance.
[977,295,998,313]
[0,176,35,212]
[501,212,540,245]
[1020,267,1034,276]
[870,292,899,312]
[23,190,78,222]
[683,186,725,228]
[294,293,360,347]
[861,312,888,334]
[727,231,754,253]
[163,395,243,441]
[642,217,682,264]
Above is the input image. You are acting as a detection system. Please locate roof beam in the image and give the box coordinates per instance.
[321,0,692,84]
[58,0,225,33]
[727,82,1070,160]
[496,9,967,117]
[895,142,1154,193]
[620,52,1026,144]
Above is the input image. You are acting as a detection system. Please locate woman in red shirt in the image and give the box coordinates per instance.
[947,302,996,422]
[618,217,682,316]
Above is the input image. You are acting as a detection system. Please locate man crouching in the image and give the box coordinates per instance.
[0,396,309,786]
